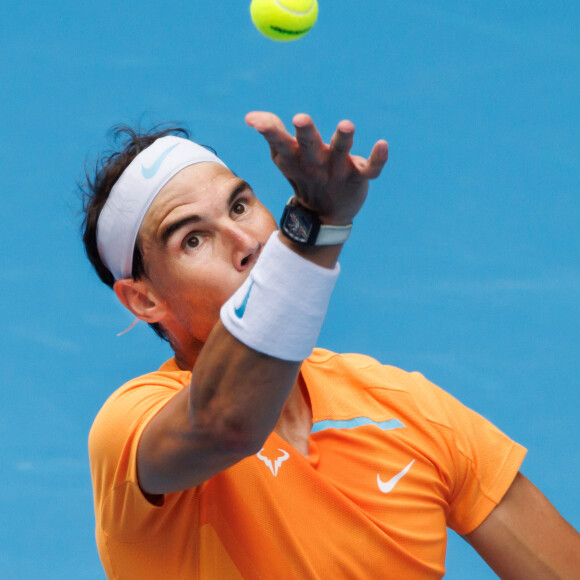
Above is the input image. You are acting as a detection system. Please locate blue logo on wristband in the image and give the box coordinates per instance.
[234,280,255,319]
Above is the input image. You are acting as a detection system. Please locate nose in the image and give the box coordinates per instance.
[226,223,262,272]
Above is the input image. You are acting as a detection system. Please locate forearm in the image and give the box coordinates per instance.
[278,231,343,268]
[191,322,300,452]
[466,472,580,579]
[137,325,301,494]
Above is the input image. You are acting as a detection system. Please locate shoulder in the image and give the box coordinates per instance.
[89,361,191,485]
[303,348,450,438]
[304,348,521,443]
[91,361,190,436]
[305,348,412,384]
[305,348,452,416]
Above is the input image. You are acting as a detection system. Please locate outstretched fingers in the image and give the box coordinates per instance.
[329,120,355,170]
[292,113,324,164]
[328,119,388,181]
[355,139,389,180]
[245,111,297,158]
[247,110,389,187]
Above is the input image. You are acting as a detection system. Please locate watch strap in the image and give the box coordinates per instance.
[316,223,353,245]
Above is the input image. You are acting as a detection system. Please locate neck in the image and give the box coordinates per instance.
[162,314,215,371]
[173,339,203,370]
[274,377,312,457]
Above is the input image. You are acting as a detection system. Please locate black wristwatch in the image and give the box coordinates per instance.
[279,197,353,246]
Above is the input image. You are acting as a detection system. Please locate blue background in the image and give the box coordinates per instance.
[1,0,578,577]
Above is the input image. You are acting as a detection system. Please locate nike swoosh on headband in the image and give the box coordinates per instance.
[141,142,181,179]
[234,280,255,319]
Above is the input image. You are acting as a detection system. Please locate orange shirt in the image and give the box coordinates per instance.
[89,349,526,579]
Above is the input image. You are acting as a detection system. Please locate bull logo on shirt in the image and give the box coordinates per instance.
[256,448,290,476]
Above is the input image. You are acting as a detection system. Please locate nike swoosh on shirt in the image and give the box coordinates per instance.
[377,459,415,493]
[234,281,255,319]
[141,143,180,179]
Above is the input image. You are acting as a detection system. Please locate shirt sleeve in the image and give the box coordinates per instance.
[409,371,527,535]
[88,371,187,541]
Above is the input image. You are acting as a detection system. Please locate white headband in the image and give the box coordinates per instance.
[96,135,228,280]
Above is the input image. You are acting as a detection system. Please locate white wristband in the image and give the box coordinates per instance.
[220,231,340,361]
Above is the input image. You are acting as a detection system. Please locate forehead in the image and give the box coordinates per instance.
[139,162,238,240]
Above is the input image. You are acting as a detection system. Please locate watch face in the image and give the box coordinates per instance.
[280,202,321,245]
[286,211,313,242]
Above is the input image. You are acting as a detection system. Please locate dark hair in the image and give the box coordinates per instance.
[80,123,191,342]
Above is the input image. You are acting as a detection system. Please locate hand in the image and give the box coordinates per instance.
[245,112,388,225]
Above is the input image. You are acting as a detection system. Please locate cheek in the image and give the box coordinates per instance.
[251,204,277,234]
[169,264,236,309]
[261,209,278,232]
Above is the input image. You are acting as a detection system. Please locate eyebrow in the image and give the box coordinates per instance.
[159,180,253,247]
[160,215,201,247]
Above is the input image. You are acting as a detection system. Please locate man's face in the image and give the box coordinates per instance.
[137,162,277,348]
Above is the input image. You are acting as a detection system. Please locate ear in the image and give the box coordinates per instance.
[113,278,166,324]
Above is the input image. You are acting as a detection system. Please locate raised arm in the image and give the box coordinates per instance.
[466,472,580,579]
[136,113,388,496]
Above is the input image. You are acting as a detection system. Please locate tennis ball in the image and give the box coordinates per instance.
[250,0,318,42]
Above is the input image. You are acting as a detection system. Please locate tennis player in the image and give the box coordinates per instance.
[82,111,580,579]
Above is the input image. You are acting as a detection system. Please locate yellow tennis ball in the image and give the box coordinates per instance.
[250,0,318,42]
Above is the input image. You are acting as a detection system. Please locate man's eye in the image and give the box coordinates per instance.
[232,201,247,215]
[185,234,202,249]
